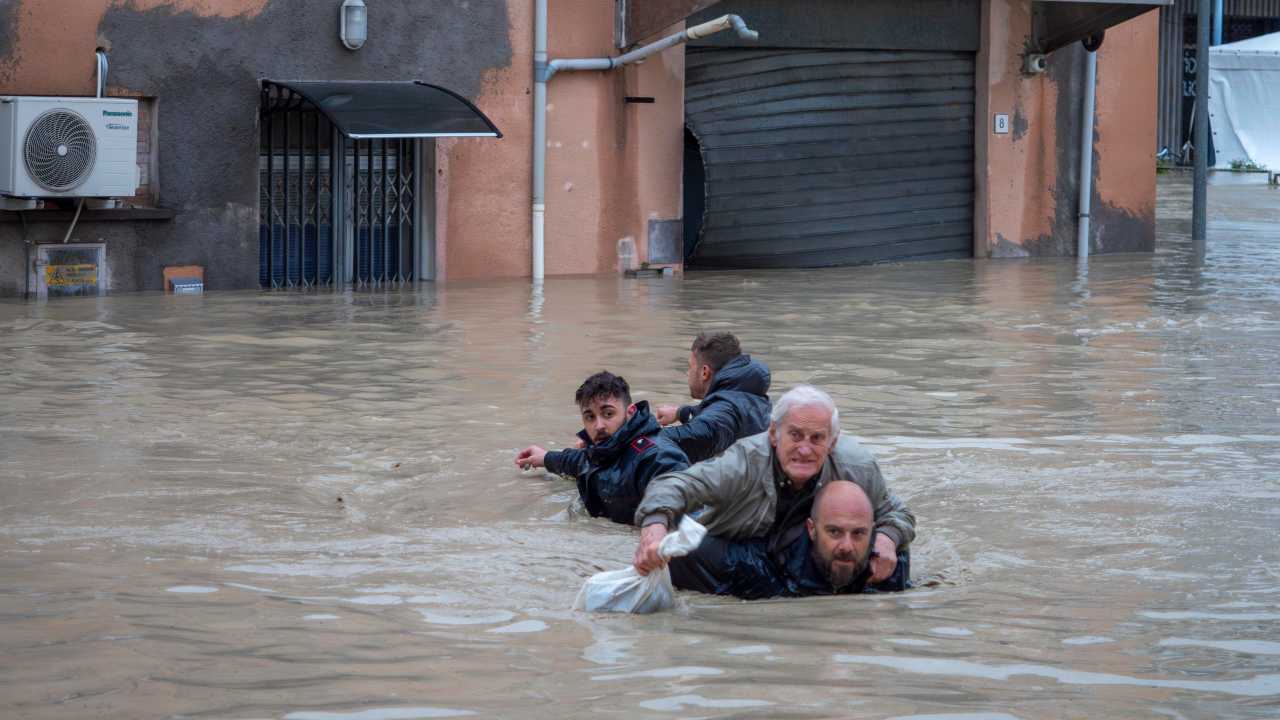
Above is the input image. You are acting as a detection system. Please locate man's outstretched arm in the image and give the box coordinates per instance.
[631,441,749,574]
[516,445,590,479]
[662,402,739,462]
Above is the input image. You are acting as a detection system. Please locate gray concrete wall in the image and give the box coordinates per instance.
[0,0,511,297]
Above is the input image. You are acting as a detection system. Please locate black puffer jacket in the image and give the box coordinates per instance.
[669,528,910,600]
[544,401,689,525]
[664,354,772,463]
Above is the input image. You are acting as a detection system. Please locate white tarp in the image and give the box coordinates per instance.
[1208,31,1280,171]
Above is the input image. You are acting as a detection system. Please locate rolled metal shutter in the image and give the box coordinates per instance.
[686,48,976,268]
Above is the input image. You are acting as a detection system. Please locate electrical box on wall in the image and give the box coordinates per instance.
[0,96,140,199]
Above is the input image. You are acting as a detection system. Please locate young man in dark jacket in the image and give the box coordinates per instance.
[655,332,771,463]
[667,480,909,599]
[515,371,689,525]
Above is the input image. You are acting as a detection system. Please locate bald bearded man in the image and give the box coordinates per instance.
[667,480,910,599]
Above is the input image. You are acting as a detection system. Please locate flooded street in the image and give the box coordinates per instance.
[2,175,1279,719]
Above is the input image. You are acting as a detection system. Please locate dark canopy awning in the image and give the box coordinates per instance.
[261,80,502,140]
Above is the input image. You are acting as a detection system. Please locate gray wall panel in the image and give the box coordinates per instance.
[687,47,976,268]
[688,0,981,52]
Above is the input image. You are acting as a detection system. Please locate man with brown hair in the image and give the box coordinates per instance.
[655,331,771,463]
[515,371,689,525]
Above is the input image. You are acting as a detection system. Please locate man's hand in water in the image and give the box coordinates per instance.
[654,404,680,426]
[869,533,898,583]
[633,522,669,575]
[514,445,548,470]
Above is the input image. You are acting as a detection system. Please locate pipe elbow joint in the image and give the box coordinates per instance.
[729,15,759,41]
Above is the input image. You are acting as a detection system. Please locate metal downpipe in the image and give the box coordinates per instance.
[1078,47,1098,260]
[532,0,548,281]
[530,13,757,281]
[1213,0,1223,46]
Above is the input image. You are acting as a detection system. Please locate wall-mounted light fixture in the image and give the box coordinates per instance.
[340,0,368,50]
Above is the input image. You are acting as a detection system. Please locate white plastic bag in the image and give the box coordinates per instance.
[573,517,707,614]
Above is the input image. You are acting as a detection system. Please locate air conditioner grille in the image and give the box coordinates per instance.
[23,109,97,192]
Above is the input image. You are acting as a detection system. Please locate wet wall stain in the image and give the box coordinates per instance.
[1047,41,1085,257]
[1041,41,1154,257]
[1011,106,1029,141]
[0,0,19,83]
[1092,199,1154,253]
[0,0,511,295]
[992,233,1031,258]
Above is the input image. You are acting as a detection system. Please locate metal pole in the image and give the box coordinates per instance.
[532,0,547,281]
[1077,47,1097,260]
[1212,0,1223,46]
[1193,0,1210,245]
[530,9,757,282]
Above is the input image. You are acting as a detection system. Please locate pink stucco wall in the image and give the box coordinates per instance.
[443,1,687,279]
[976,1,1158,257]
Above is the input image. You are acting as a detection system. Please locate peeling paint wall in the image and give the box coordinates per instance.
[1090,15,1158,254]
[443,0,685,280]
[0,0,1159,296]
[977,1,1157,258]
[0,0,512,295]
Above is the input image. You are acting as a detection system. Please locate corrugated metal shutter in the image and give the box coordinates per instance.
[685,48,975,268]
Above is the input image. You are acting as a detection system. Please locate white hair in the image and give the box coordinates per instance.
[770,384,840,437]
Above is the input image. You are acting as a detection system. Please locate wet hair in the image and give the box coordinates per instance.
[690,331,742,372]
[771,384,840,437]
[574,371,632,409]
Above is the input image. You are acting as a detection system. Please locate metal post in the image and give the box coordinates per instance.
[265,110,275,288]
[365,140,373,286]
[283,110,292,286]
[297,110,307,287]
[333,129,348,286]
[532,0,547,281]
[312,112,320,286]
[1077,47,1097,260]
[1212,0,1223,46]
[1193,0,1210,245]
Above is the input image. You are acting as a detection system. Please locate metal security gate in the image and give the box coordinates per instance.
[685,48,976,268]
[348,139,415,287]
[259,103,336,288]
[259,87,417,289]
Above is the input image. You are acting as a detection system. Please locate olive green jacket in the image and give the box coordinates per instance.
[634,431,915,550]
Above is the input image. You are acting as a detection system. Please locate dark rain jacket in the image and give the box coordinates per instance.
[543,401,690,525]
[669,528,910,600]
[664,354,772,464]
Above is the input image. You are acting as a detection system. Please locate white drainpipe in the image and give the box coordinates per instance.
[1077,47,1098,260]
[95,49,108,98]
[533,1,548,281]
[530,9,758,281]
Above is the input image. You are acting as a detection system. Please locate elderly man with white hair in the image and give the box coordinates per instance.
[633,384,914,585]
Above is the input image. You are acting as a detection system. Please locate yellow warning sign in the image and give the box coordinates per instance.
[45,263,98,287]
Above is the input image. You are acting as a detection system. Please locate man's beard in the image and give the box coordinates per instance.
[816,543,871,590]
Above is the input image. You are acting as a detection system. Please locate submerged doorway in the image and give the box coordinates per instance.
[682,126,706,264]
[257,79,500,290]
[257,100,420,289]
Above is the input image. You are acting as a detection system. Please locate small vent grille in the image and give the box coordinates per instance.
[23,109,97,192]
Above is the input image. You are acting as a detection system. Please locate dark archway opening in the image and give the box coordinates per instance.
[682,126,706,265]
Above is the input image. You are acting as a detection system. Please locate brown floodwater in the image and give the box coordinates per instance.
[2,176,1279,719]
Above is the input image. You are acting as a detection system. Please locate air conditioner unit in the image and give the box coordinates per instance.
[0,96,139,199]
